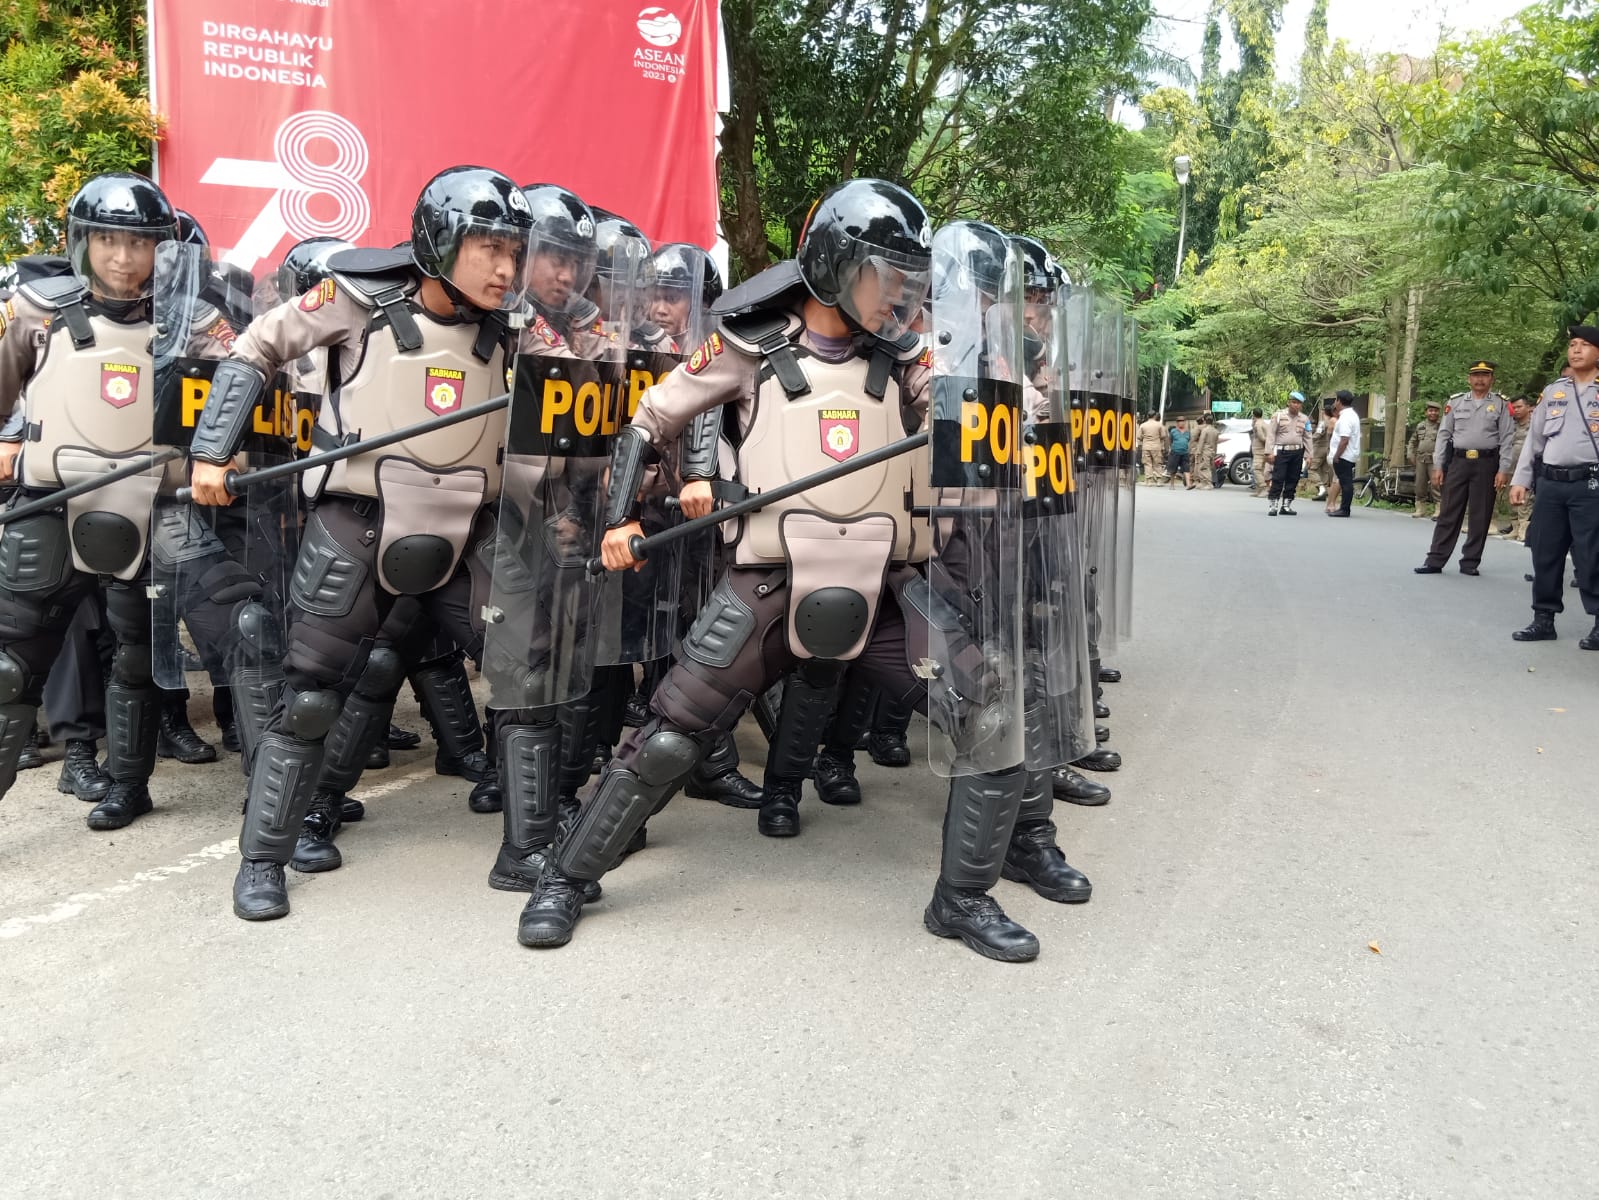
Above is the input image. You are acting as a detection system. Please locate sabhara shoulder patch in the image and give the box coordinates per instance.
[917,346,932,369]
[532,314,562,348]
[299,279,337,313]
[686,333,724,375]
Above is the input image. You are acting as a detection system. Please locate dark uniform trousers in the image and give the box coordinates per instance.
[1527,475,1599,616]
[1424,452,1499,570]
[44,597,113,744]
[1267,448,1304,501]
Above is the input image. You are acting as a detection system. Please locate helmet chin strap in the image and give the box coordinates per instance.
[438,275,490,322]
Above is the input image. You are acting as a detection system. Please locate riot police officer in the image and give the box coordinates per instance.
[0,173,235,826]
[188,166,533,920]
[517,182,1044,962]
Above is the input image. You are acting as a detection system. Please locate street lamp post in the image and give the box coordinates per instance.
[1156,154,1191,424]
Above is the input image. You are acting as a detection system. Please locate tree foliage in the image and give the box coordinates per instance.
[0,1,156,258]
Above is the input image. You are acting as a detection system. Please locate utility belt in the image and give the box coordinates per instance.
[1539,463,1599,483]
[1452,447,1497,462]
[1272,444,1305,454]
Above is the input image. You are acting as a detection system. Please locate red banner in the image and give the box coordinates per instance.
[151,0,721,275]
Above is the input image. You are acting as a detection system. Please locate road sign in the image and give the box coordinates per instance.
[1211,400,1243,413]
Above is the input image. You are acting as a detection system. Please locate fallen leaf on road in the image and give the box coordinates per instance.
[1537,747,1544,754]
[1368,942,1382,955]
[1550,708,1566,713]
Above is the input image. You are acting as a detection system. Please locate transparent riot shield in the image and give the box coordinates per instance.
[1077,288,1120,658]
[1020,278,1094,770]
[923,223,1027,778]
[1115,311,1137,642]
[481,345,620,709]
[588,243,710,669]
[151,244,297,694]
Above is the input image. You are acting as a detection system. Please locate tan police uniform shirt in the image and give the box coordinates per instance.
[1512,377,1599,489]
[1434,390,1514,472]
[1264,407,1311,456]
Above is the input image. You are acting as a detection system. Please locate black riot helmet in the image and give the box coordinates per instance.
[933,220,1012,301]
[590,208,652,284]
[518,183,599,314]
[645,242,722,342]
[796,178,932,338]
[65,172,179,301]
[209,261,257,329]
[1012,234,1065,296]
[276,236,352,301]
[410,165,534,313]
[175,210,212,269]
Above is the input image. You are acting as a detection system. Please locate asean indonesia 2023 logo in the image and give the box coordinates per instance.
[634,8,685,84]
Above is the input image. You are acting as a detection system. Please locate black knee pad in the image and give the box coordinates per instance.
[0,648,24,704]
[355,646,405,698]
[112,642,153,686]
[283,689,341,739]
[632,728,702,787]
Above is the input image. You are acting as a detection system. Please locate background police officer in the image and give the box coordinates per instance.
[1415,360,1514,576]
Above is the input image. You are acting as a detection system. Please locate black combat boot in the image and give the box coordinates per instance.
[924,880,1040,962]
[468,776,503,814]
[621,690,651,728]
[1581,618,1599,651]
[489,721,600,897]
[414,659,489,780]
[1075,748,1121,772]
[232,720,332,920]
[290,790,344,873]
[90,679,159,831]
[1098,666,1121,683]
[683,730,763,808]
[387,723,422,749]
[811,749,862,806]
[1094,700,1111,720]
[339,796,366,823]
[156,696,217,764]
[213,688,239,754]
[1095,724,1110,743]
[1051,765,1110,806]
[366,741,391,770]
[866,729,911,767]
[1003,820,1092,904]
[57,738,113,802]
[17,731,44,772]
[922,770,1039,962]
[1511,613,1557,642]
[757,778,804,837]
[219,723,241,754]
[516,868,589,947]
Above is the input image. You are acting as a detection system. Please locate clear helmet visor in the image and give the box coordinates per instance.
[432,214,531,311]
[69,219,176,301]
[524,227,598,314]
[836,254,931,340]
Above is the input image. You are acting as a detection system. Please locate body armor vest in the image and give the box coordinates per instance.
[315,301,507,596]
[732,351,929,567]
[19,290,161,579]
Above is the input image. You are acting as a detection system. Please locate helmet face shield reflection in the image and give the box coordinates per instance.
[432,214,530,311]
[837,254,930,339]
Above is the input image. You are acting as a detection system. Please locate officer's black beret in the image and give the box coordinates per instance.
[1567,326,1599,350]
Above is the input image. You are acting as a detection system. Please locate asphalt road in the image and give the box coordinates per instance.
[2,484,1595,1199]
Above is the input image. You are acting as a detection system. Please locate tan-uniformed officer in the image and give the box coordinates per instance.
[1137,413,1166,480]
[1250,407,1269,495]
[1510,327,1599,646]
[1408,399,1443,516]
[1414,360,1514,576]
[1311,400,1334,501]
[1503,395,1534,540]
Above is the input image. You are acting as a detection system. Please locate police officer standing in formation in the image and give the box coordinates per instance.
[1263,391,1311,515]
[1510,328,1599,646]
[1408,399,1443,517]
[1414,361,1514,577]
[0,174,237,823]
[187,166,534,921]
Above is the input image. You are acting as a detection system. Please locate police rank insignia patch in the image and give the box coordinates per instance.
[819,408,860,462]
[101,363,140,409]
[206,316,236,352]
[532,315,561,348]
[917,347,933,369]
[299,279,337,312]
[686,333,724,375]
[425,366,465,415]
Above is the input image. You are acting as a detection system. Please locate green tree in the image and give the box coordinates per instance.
[0,1,157,258]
